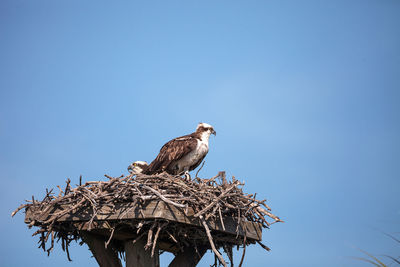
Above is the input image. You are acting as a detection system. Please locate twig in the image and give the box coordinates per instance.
[223,244,234,267]
[105,227,115,248]
[166,230,178,243]
[131,232,146,245]
[141,185,186,208]
[151,222,167,257]
[195,161,205,178]
[11,204,28,217]
[199,215,227,267]
[145,222,157,250]
[218,205,225,231]
[194,182,238,217]
[256,240,271,251]
[238,234,247,267]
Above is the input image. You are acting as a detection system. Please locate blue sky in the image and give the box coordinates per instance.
[1,1,399,266]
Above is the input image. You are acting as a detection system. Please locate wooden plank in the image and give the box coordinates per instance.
[79,228,180,254]
[124,236,159,267]
[25,200,262,240]
[168,245,207,267]
[80,231,122,267]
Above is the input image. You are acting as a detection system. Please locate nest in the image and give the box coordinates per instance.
[13,170,282,266]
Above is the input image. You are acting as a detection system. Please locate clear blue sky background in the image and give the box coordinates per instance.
[1,1,399,266]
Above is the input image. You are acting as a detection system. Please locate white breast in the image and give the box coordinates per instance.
[196,138,209,157]
[176,139,209,172]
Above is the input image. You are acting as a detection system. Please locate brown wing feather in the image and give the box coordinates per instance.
[145,134,198,174]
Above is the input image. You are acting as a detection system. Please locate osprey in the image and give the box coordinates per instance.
[142,123,216,175]
[127,161,149,175]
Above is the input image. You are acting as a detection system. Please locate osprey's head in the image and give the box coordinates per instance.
[127,161,149,175]
[196,122,216,136]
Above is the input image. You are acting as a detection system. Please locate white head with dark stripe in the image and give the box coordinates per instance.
[127,161,149,174]
[196,123,216,140]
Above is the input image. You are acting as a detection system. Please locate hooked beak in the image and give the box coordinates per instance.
[212,129,216,136]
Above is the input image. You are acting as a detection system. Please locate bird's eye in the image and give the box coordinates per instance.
[134,163,137,166]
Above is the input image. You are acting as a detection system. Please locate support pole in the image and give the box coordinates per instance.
[124,236,159,267]
[81,231,122,267]
[168,245,208,267]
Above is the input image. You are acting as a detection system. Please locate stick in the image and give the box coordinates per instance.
[105,227,115,248]
[238,234,247,267]
[199,215,227,267]
[131,232,146,245]
[141,185,186,208]
[218,206,225,231]
[11,204,28,217]
[256,240,271,251]
[194,182,238,217]
[145,222,156,250]
[151,222,166,257]
[223,244,234,267]
[195,161,205,178]
[166,230,178,243]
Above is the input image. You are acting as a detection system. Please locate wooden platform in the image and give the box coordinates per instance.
[25,197,266,267]
[25,200,262,251]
